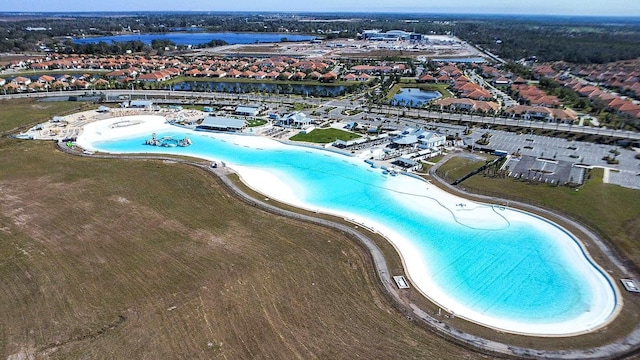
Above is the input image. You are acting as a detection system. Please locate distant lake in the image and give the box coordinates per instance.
[73,32,316,46]
[390,88,442,107]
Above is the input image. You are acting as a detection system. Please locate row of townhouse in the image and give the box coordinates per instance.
[534,64,640,119]
[418,64,493,101]
[469,63,579,123]
[570,60,640,97]
[432,97,500,114]
[570,82,640,118]
[417,64,463,84]
[2,53,419,87]
[477,64,528,86]
[349,63,408,75]
[417,62,579,123]
[504,105,578,124]
[1,73,109,92]
[416,63,499,112]
[1,52,381,92]
[511,84,561,108]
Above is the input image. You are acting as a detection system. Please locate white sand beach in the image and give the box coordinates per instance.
[75,114,619,336]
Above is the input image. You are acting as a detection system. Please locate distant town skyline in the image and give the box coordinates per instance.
[3,0,640,17]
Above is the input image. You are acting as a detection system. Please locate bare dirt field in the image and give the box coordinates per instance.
[3,99,639,359]
[0,131,488,358]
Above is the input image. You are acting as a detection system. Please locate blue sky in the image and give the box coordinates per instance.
[3,0,639,17]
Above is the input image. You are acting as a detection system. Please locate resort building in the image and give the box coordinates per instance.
[235,105,261,117]
[127,100,154,109]
[391,128,446,149]
[276,112,312,128]
[196,116,246,132]
[361,29,423,41]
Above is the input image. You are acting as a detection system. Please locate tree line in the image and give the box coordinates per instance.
[0,13,639,63]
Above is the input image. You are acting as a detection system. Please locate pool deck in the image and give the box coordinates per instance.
[18,108,206,142]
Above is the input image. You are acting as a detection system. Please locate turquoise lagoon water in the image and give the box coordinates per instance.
[92,129,617,333]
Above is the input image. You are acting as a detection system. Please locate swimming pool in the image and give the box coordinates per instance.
[77,115,619,336]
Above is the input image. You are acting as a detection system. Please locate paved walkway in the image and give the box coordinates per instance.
[603,167,611,184]
[57,143,640,359]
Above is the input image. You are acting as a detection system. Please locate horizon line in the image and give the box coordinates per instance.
[1,11,639,18]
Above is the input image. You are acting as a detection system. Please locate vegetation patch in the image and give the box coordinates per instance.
[435,155,490,183]
[246,119,267,127]
[342,109,362,116]
[289,128,361,143]
[291,102,315,112]
[0,98,90,135]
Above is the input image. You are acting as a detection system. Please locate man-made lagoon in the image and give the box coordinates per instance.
[73,32,315,46]
[77,115,619,336]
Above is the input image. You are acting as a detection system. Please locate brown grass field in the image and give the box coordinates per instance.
[2,98,640,359]
[0,100,489,359]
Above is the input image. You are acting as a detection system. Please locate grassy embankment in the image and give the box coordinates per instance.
[289,128,361,143]
[0,98,91,135]
[0,98,485,359]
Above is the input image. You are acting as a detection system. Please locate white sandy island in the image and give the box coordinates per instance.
[75,114,619,336]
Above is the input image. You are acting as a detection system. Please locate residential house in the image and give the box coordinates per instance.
[38,75,55,84]
[343,73,358,81]
[12,76,31,86]
[320,72,338,83]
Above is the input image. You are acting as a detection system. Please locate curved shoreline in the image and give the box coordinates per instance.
[55,141,640,359]
[77,115,617,335]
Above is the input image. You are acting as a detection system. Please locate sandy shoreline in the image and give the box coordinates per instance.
[75,114,619,336]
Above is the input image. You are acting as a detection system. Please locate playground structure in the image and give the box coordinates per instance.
[145,133,192,147]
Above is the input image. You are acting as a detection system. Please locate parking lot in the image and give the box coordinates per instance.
[311,106,639,189]
[463,128,640,189]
